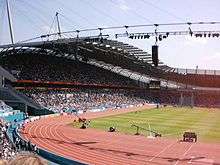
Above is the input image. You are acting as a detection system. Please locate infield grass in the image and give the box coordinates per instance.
[86,107,220,143]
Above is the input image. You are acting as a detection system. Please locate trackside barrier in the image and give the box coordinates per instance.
[37,147,87,165]
[15,114,87,165]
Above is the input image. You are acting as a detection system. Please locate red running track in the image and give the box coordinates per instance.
[21,107,220,165]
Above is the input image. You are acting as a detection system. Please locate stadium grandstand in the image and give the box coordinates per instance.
[1,37,220,109]
[1,0,220,164]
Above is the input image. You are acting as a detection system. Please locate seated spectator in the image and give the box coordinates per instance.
[0,120,17,161]
[0,54,138,87]
[23,89,147,113]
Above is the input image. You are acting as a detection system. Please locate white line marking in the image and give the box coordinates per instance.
[174,143,194,165]
[187,156,195,164]
[149,141,177,162]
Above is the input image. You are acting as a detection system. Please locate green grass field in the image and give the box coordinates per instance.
[87,107,220,143]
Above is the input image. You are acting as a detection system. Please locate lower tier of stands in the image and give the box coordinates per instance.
[22,89,148,113]
[21,87,220,113]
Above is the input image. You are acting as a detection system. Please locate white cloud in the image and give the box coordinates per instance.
[119,4,130,11]
[215,52,220,56]
[116,0,130,11]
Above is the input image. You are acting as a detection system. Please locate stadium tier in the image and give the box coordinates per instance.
[165,72,220,88]
[22,88,147,113]
[1,39,220,88]
[0,53,138,87]
[0,38,220,110]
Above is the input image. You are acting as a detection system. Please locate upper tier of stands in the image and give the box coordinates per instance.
[82,39,220,88]
[0,54,139,87]
[1,38,220,88]
[110,41,220,88]
[165,72,220,88]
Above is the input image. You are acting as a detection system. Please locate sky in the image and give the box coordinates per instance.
[0,0,220,70]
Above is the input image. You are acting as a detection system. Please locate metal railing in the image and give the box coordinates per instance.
[173,68,220,75]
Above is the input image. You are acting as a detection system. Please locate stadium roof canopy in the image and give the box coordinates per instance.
[0,37,173,76]
[0,37,220,81]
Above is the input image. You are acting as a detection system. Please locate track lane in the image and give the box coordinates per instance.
[20,111,220,165]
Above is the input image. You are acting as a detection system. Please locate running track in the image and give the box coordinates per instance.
[21,106,220,165]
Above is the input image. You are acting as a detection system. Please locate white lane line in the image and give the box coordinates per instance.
[174,143,194,165]
[149,141,178,162]
[187,156,195,164]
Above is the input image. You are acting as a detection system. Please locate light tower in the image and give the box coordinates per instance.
[6,0,14,44]
[56,12,61,37]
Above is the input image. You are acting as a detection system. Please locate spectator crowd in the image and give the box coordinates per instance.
[0,100,39,164]
[0,118,40,164]
[1,54,138,87]
[24,89,147,113]
[0,119,17,161]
